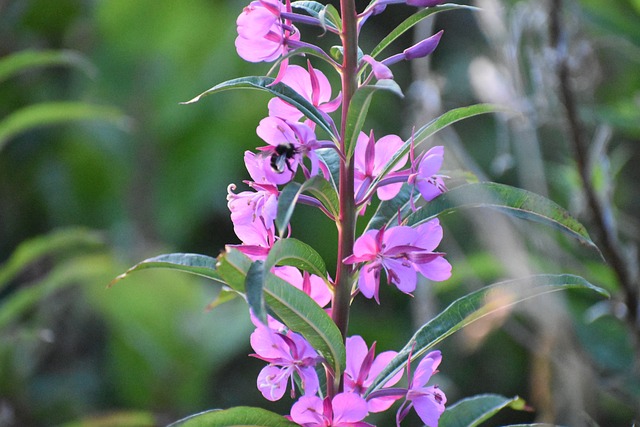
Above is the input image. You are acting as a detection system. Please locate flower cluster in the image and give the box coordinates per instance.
[225,0,452,425]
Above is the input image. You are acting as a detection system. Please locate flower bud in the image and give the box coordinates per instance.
[403,30,443,60]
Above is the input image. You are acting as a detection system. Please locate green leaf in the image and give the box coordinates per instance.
[167,407,299,427]
[276,176,339,236]
[264,272,345,376]
[206,288,239,311]
[372,104,507,189]
[365,274,608,395]
[0,227,104,292]
[405,182,597,250]
[439,394,527,427]
[0,49,96,84]
[276,181,303,237]
[344,80,403,160]
[0,102,130,152]
[246,261,268,324]
[292,1,340,31]
[265,238,328,279]
[110,253,223,287]
[182,76,335,139]
[315,148,341,191]
[370,4,479,59]
[217,248,345,376]
[366,183,418,231]
[216,248,254,292]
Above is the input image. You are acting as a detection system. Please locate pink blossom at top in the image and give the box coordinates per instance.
[344,335,403,413]
[250,320,321,401]
[396,351,446,427]
[272,265,333,308]
[268,64,342,124]
[235,0,300,62]
[354,131,407,205]
[409,145,447,202]
[343,219,451,303]
[290,392,374,427]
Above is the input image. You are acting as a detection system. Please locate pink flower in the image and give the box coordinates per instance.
[354,132,407,205]
[344,336,403,413]
[250,320,321,401]
[408,145,447,202]
[396,351,446,427]
[343,220,451,303]
[290,393,374,427]
[227,183,278,248]
[235,0,300,62]
[268,63,341,124]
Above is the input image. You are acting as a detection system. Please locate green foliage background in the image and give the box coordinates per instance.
[0,0,638,425]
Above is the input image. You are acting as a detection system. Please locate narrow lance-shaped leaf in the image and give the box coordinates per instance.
[264,271,345,376]
[218,248,346,376]
[246,261,268,324]
[405,182,597,250]
[265,238,328,280]
[315,148,341,191]
[344,80,403,161]
[365,274,608,395]
[110,253,223,287]
[439,394,527,427]
[291,1,341,31]
[182,76,336,139]
[0,102,130,152]
[167,407,299,427]
[371,104,507,191]
[276,176,339,237]
[370,4,479,59]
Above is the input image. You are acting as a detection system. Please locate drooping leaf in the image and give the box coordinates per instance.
[0,102,130,152]
[216,248,254,292]
[265,238,328,279]
[0,49,96,84]
[344,80,404,160]
[182,76,335,138]
[315,147,341,191]
[110,253,223,287]
[167,407,299,427]
[372,104,507,189]
[365,274,608,395]
[439,394,527,427]
[276,176,339,236]
[292,1,341,31]
[370,4,479,59]
[246,261,268,324]
[0,227,104,292]
[264,271,345,376]
[216,248,345,375]
[405,182,597,250]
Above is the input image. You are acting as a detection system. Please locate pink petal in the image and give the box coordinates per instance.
[345,335,368,381]
[384,259,417,294]
[412,219,443,251]
[415,256,451,281]
[290,395,325,425]
[411,351,441,388]
[331,392,369,424]
[411,388,446,427]
[257,365,290,401]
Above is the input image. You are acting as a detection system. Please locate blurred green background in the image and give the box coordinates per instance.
[1,0,638,425]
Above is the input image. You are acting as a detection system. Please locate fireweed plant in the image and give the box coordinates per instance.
[113,0,608,426]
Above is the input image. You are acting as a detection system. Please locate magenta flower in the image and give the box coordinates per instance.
[384,31,443,66]
[235,0,300,62]
[396,351,446,427]
[343,220,451,303]
[272,265,333,308]
[268,63,341,124]
[354,131,407,205]
[250,320,321,401]
[227,183,278,249]
[408,145,447,202]
[344,335,403,412]
[290,392,374,427]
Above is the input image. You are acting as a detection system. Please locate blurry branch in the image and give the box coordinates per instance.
[548,0,640,333]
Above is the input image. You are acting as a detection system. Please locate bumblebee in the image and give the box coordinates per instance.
[270,143,299,174]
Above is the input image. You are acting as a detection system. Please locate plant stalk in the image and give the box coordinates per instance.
[330,0,359,397]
